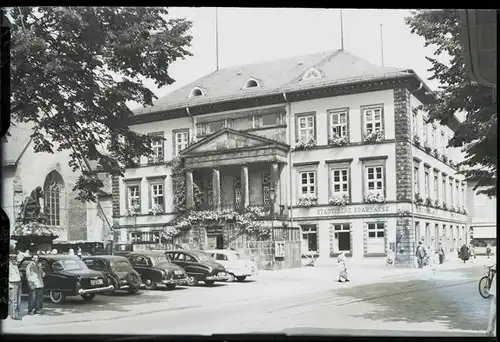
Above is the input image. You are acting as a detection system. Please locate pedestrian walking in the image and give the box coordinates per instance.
[486,265,496,337]
[469,244,476,263]
[415,241,427,269]
[26,255,45,315]
[337,252,349,283]
[437,241,445,264]
[385,248,394,267]
[68,248,75,256]
[76,246,82,259]
[9,253,23,320]
[486,243,492,259]
[459,243,470,263]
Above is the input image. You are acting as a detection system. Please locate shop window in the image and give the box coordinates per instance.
[367,222,385,254]
[332,223,351,253]
[301,225,318,254]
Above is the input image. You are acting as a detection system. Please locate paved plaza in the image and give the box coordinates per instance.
[3,257,492,336]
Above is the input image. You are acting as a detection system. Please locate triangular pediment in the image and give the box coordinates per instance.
[181,128,288,156]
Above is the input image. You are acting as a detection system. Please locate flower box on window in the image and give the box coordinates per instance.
[441,155,448,163]
[414,192,424,205]
[148,204,164,216]
[297,195,318,207]
[442,202,448,211]
[364,130,384,143]
[329,193,349,206]
[293,137,316,151]
[328,134,349,147]
[423,143,432,153]
[433,149,440,158]
[150,155,164,165]
[125,205,140,217]
[449,206,456,213]
[364,191,385,204]
[448,159,454,167]
[434,199,440,208]
[425,197,433,207]
[413,134,420,146]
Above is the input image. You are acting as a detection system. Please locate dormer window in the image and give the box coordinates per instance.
[302,68,322,81]
[189,87,205,98]
[243,78,260,89]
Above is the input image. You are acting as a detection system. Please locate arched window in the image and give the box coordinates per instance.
[44,171,64,226]
[189,87,205,98]
[301,68,322,81]
[243,78,260,89]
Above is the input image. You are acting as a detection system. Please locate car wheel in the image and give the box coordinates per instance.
[236,276,247,282]
[204,280,215,286]
[166,284,176,290]
[49,290,66,304]
[186,276,198,286]
[143,278,156,290]
[126,272,142,291]
[227,273,236,283]
[81,293,95,302]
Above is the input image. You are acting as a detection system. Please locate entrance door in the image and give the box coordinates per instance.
[332,223,351,253]
[338,233,350,251]
[216,235,224,249]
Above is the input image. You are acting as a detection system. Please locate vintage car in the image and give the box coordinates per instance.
[205,249,258,282]
[165,250,228,286]
[82,255,142,294]
[125,251,188,290]
[18,255,114,304]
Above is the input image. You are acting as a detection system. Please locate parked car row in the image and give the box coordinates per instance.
[17,249,259,304]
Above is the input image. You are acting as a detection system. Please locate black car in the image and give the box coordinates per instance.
[82,256,142,294]
[165,250,228,286]
[18,255,114,304]
[125,251,188,290]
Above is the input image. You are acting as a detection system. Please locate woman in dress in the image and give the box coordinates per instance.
[337,252,349,283]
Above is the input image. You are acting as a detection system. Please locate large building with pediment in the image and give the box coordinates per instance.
[115,49,470,267]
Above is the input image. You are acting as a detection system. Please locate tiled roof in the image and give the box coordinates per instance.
[2,122,34,166]
[133,49,413,116]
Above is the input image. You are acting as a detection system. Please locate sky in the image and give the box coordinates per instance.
[130,7,448,110]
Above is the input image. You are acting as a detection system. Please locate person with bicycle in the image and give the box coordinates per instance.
[486,264,496,337]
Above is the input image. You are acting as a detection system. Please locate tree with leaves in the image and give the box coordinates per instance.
[405,9,496,197]
[8,7,193,201]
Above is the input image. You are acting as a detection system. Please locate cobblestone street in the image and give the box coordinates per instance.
[4,259,491,336]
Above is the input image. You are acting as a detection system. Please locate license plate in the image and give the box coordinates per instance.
[90,279,103,286]
[218,272,226,277]
[174,270,183,275]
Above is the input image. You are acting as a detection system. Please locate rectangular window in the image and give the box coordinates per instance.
[456,183,460,207]
[297,115,315,142]
[363,107,383,135]
[442,177,447,204]
[149,133,164,164]
[260,113,281,126]
[412,111,418,136]
[196,124,207,136]
[174,130,189,157]
[366,166,384,193]
[424,168,430,198]
[299,171,316,196]
[441,131,446,154]
[329,111,348,138]
[301,225,318,253]
[423,120,428,143]
[433,171,439,200]
[331,168,349,194]
[431,126,436,149]
[332,223,351,253]
[414,165,420,193]
[150,183,164,209]
[449,179,454,206]
[209,121,224,133]
[367,222,385,254]
[127,185,140,211]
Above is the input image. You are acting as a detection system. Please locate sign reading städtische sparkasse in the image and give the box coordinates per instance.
[315,204,391,217]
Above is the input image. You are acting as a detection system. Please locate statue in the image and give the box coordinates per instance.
[18,186,47,224]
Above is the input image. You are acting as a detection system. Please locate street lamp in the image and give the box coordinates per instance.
[268,188,277,239]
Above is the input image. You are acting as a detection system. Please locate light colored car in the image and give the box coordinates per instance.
[205,249,258,282]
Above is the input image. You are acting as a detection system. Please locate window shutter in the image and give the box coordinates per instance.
[125,186,129,211]
[148,184,152,210]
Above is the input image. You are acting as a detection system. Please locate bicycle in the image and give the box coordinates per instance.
[479,264,496,299]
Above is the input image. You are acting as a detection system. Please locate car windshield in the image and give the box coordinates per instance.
[197,253,213,262]
[55,260,88,271]
[151,256,170,266]
[113,261,133,272]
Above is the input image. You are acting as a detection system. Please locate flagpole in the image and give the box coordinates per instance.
[340,10,344,50]
[215,7,219,71]
[380,24,384,66]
